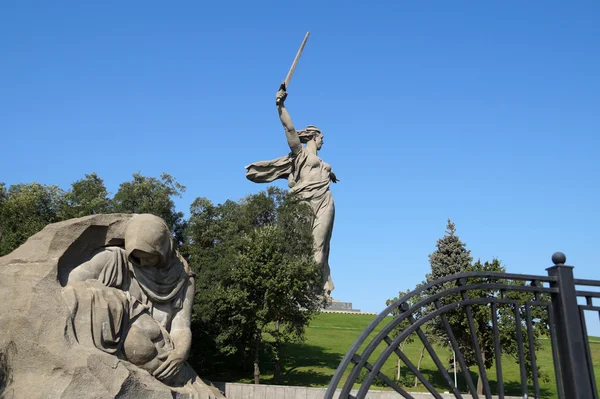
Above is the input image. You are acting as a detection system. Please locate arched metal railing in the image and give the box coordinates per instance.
[326,253,597,399]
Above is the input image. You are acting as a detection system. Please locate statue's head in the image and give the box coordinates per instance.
[298,125,323,150]
[124,214,173,268]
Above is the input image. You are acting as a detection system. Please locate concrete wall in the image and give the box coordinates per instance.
[214,382,522,399]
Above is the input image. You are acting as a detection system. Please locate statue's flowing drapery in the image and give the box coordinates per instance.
[62,246,192,356]
[246,147,335,293]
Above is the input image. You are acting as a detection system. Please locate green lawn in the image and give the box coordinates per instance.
[210,312,600,399]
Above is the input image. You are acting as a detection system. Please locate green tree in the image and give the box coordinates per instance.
[460,259,549,394]
[460,259,505,394]
[0,182,66,256]
[425,220,548,395]
[386,288,418,384]
[62,173,111,218]
[422,219,472,386]
[185,187,324,384]
[0,183,7,203]
[470,259,550,388]
[426,219,473,283]
[112,172,186,245]
[0,183,7,245]
[387,281,443,388]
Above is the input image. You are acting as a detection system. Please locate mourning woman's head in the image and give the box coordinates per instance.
[124,214,173,268]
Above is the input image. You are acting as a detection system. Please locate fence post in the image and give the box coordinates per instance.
[546,252,595,399]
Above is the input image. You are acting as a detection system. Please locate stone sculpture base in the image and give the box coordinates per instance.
[323,299,361,313]
[0,214,224,399]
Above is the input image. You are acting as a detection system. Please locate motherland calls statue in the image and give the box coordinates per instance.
[245,32,338,296]
[246,84,338,295]
[0,213,224,399]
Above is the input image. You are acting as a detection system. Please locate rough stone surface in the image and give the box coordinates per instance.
[0,214,224,399]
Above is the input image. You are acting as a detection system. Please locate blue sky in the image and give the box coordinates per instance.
[1,1,599,330]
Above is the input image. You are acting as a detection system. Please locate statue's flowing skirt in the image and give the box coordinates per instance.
[307,190,335,294]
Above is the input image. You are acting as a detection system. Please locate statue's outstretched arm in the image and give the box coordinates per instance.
[67,250,113,282]
[276,86,302,155]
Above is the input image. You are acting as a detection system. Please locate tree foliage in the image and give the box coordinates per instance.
[62,173,111,218]
[184,187,324,383]
[2,172,552,392]
[426,221,549,394]
[0,182,66,256]
[424,219,474,365]
[386,287,421,384]
[2,174,322,383]
[426,219,473,283]
[0,172,185,255]
[388,220,549,394]
[112,172,186,245]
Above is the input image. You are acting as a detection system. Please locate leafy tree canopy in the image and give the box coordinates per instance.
[112,172,186,245]
[0,182,66,256]
[184,187,324,382]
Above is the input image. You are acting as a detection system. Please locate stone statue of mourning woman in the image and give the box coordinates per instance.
[64,214,196,384]
[0,213,224,399]
[246,85,338,296]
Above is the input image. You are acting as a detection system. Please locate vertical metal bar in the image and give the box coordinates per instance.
[525,303,540,398]
[547,303,565,398]
[514,304,528,397]
[491,302,504,399]
[547,253,596,399]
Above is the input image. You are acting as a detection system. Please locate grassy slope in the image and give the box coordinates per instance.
[227,313,600,399]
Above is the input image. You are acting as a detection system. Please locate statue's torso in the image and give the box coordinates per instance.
[299,150,331,184]
[148,300,176,330]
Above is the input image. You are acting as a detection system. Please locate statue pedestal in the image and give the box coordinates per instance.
[323,299,361,313]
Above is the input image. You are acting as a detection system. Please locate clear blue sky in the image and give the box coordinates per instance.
[1,1,599,330]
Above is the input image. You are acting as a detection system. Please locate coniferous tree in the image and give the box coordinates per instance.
[425,220,548,395]
[427,219,473,283]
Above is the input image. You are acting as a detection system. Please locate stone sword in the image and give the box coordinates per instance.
[276,31,310,103]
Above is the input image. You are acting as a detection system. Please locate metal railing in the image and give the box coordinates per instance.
[326,252,598,399]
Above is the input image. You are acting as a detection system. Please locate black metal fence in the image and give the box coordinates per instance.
[325,253,599,399]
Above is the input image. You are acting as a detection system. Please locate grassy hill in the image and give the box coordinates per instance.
[209,312,600,399]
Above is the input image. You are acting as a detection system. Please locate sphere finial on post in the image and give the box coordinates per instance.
[552,252,566,266]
